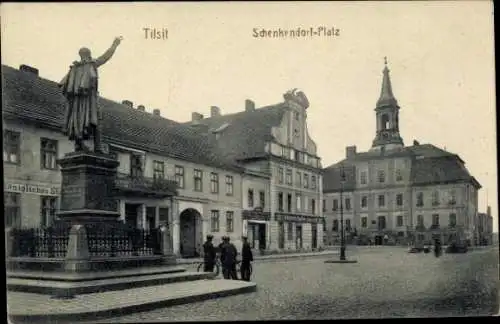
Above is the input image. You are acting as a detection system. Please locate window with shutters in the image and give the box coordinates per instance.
[40,138,58,170]
[286,169,293,185]
[345,198,351,210]
[278,192,284,211]
[449,213,457,227]
[396,194,403,206]
[211,210,220,232]
[248,189,254,208]
[41,196,57,227]
[226,211,234,232]
[225,175,233,196]
[3,130,21,165]
[259,191,265,208]
[416,192,424,207]
[194,169,203,192]
[361,196,368,208]
[378,195,385,207]
[175,166,185,188]
[210,173,219,193]
[153,160,164,179]
[5,192,21,228]
[397,215,403,227]
[130,154,144,177]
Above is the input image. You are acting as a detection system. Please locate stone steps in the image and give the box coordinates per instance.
[7,264,186,282]
[8,279,258,323]
[7,270,216,296]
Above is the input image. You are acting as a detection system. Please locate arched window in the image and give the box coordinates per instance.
[381,114,390,130]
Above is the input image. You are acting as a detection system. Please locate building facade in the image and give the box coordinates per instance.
[186,91,325,252]
[322,61,481,246]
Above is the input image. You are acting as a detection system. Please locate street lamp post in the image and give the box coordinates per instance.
[339,166,346,261]
[324,164,357,264]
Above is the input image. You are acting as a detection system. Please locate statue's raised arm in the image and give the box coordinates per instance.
[95,36,123,67]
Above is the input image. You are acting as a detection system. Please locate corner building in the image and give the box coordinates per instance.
[322,62,481,247]
[186,91,324,252]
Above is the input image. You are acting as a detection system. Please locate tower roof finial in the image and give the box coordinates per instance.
[376,57,398,108]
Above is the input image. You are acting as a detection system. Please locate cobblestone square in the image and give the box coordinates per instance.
[109,247,499,321]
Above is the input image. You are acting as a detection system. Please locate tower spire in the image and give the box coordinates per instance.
[377,57,398,108]
[370,57,404,151]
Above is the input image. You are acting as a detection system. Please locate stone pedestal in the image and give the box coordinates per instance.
[56,152,120,224]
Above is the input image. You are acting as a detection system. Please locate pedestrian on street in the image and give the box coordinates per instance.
[434,239,442,258]
[219,236,228,278]
[221,236,238,279]
[203,234,216,272]
[240,236,253,281]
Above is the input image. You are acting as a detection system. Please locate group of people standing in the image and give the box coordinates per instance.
[203,235,254,281]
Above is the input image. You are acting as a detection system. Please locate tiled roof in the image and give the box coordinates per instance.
[2,65,243,172]
[410,155,474,185]
[322,144,479,192]
[183,104,288,162]
[322,163,356,192]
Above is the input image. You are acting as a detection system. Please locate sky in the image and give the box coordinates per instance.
[2,2,497,232]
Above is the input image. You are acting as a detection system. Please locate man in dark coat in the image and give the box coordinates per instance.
[203,235,216,272]
[220,236,238,279]
[240,236,253,281]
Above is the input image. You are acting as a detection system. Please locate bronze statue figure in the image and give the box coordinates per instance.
[59,37,123,153]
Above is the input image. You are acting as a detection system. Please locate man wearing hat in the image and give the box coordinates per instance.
[203,234,216,272]
[220,236,238,279]
[240,236,253,281]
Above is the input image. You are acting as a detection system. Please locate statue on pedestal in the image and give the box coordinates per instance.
[59,37,123,153]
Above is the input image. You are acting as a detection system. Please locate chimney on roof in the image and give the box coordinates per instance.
[413,140,420,146]
[210,106,221,117]
[346,146,357,159]
[122,100,133,108]
[19,64,39,76]
[153,109,161,116]
[245,99,255,112]
[192,112,204,122]
[137,105,145,111]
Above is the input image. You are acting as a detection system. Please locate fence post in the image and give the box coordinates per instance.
[160,224,173,255]
[64,224,90,272]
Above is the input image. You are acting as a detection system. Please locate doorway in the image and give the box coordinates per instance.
[258,223,267,250]
[278,221,285,249]
[311,223,318,249]
[179,208,201,258]
[296,225,303,249]
[146,207,156,230]
[125,204,140,228]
